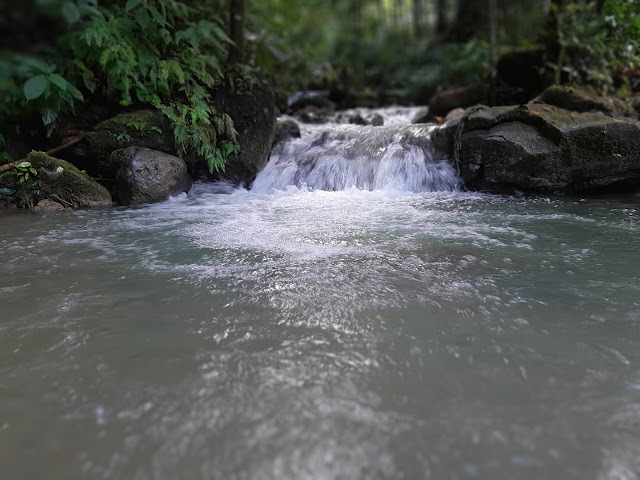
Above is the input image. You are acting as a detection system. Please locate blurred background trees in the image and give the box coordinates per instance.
[1,0,639,140]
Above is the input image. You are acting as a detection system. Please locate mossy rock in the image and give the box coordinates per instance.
[432,104,640,195]
[28,152,112,208]
[537,85,637,119]
[65,110,174,179]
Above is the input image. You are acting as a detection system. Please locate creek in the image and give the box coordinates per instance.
[1,108,640,479]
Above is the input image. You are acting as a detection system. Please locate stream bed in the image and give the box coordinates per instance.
[1,186,640,479]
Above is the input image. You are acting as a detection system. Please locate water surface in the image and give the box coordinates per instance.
[1,187,640,479]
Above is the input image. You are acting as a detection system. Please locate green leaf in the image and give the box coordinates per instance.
[0,188,16,195]
[29,168,37,175]
[24,75,47,101]
[135,9,150,29]
[149,6,165,26]
[48,74,69,91]
[70,86,84,101]
[62,2,81,23]
[126,0,142,11]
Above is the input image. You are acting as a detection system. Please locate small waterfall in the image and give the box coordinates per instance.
[252,108,461,194]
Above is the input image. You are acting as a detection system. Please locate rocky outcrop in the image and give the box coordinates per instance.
[535,85,637,119]
[111,147,192,206]
[66,110,174,179]
[208,80,276,184]
[29,152,112,208]
[433,104,640,194]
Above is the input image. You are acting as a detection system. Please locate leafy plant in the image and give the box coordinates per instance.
[550,0,640,91]
[125,120,162,135]
[0,133,8,164]
[116,132,132,142]
[0,161,42,188]
[1,0,239,173]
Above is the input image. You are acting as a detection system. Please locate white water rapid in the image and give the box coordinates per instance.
[252,107,461,193]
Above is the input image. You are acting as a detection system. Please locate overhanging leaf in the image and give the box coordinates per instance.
[24,75,47,101]
[126,0,142,12]
[48,74,69,91]
[135,9,150,29]
[62,2,81,23]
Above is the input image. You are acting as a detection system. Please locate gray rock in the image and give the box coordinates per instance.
[35,199,66,211]
[112,147,192,205]
[434,104,640,194]
[273,119,301,148]
[66,110,174,179]
[371,114,384,126]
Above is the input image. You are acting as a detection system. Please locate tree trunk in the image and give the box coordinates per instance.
[450,0,487,42]
[228,0,245,63]
[436,0,447,34]
[393,0,402,25]
[413,0,423,37]
[488,0,497,106]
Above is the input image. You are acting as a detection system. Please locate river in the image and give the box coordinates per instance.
[1,109,640,479]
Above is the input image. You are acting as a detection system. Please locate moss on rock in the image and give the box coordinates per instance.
[65,110,175,179]
[27,151,112,208]
[537,85,637,119]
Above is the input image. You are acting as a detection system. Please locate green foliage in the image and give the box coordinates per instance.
[1,0,238,173]
[14,162,42,187]
[126,121,162,135]
[0,133,8,164]
[0,54,83,131]
[553,0,640,91]
[0,162,42,193]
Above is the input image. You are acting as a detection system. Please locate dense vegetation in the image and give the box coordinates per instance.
[1,0,639,170]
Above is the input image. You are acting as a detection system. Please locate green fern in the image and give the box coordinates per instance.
[1,0,240,171]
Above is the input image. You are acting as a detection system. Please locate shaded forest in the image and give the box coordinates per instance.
[1,0,639,171]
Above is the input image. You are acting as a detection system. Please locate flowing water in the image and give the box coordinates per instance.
[1,108,640,480]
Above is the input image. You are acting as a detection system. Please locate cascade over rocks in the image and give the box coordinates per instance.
[112,147,192,206]
[432,104,640,194]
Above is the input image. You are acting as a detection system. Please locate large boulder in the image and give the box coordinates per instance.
[207,79,276,184]
[433,104,640,194]
[535,85,637,119]
[429,84,489,117]
[66,110,174,179]
[111,147,192,206]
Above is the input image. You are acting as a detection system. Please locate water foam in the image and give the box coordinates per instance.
[252,111,460,194]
